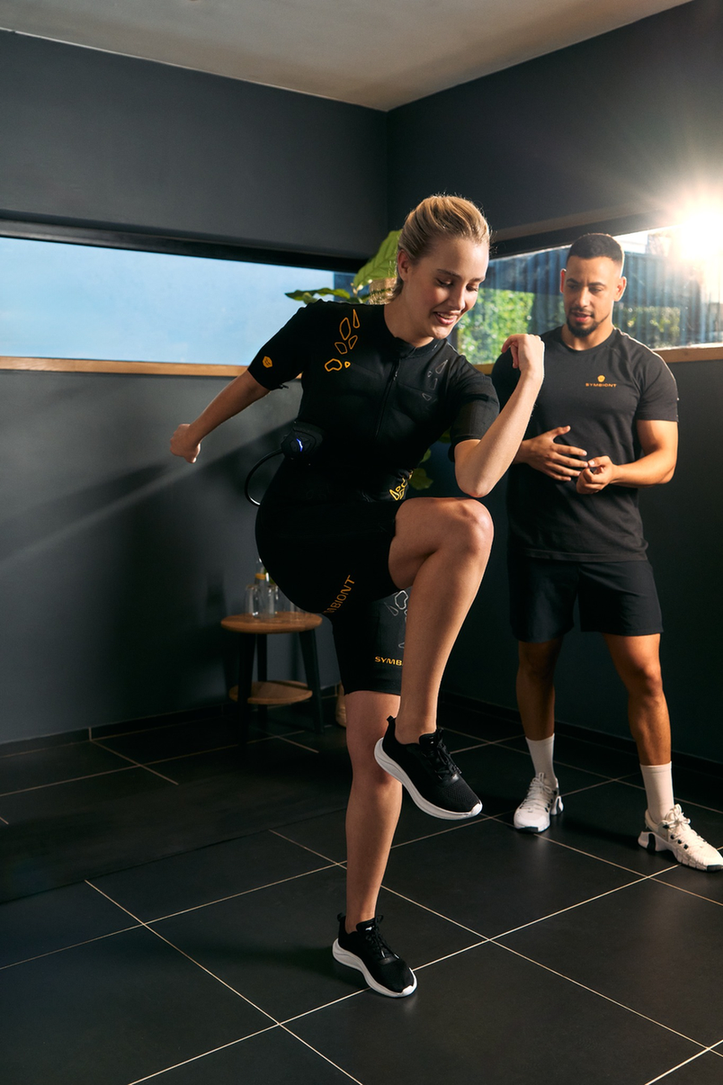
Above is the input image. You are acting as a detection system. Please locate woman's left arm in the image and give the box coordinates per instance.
[454,334,544,498]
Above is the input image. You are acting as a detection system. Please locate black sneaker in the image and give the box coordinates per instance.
[332,914,417,998]
[374,716,482,820]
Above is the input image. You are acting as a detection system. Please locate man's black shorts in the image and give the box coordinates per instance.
[508,554,663,643]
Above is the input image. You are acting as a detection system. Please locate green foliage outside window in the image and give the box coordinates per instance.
[457,289,538,365]
[619,306,681,348]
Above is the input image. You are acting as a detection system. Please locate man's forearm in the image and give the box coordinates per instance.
[607,449,676,487]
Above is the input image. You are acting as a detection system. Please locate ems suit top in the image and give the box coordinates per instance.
[248,300,499,616]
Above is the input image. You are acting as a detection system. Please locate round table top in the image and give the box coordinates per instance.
[221,610,323,635]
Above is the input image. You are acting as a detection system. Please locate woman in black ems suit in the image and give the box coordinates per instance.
[171,195,544,997]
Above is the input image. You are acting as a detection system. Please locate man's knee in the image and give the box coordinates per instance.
[625,661,664,700]
[518,639,561,682]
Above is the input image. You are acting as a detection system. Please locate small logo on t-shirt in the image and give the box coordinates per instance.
[585,373,617,388]
[262,356,273,368]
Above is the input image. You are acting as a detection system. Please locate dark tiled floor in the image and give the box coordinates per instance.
[2,702,723,1085]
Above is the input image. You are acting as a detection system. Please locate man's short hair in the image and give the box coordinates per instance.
[567,233,624,268]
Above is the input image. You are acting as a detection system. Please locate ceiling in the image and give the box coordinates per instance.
[0,0,691,110]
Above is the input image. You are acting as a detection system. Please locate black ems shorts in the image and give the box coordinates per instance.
[508,554,663,643]
[256,499,406,695]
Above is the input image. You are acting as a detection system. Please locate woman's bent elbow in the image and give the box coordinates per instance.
[456,472,497,500]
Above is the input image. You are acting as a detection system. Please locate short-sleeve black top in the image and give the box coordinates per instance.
[247,301,499,505]
[491,327,678,560]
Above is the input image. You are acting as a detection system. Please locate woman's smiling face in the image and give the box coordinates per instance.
[396,236,489,345]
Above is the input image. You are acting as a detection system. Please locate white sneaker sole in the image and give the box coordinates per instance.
[637,829,723,871]
[374,739,482,821]
[514,795,564,833]
[332,939,417,998]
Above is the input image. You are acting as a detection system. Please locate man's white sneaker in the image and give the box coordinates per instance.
[638,804,723,871]
[513,772,564,833]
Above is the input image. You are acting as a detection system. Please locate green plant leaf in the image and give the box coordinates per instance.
[285,287,353,304]
[352,230,401,290]
[409,466,434,490]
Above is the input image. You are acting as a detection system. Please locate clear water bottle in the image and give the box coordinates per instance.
[247,558,276,618]
[259,570,277,618]
[244,557,266,617]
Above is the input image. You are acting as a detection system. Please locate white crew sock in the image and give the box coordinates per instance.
[525,736,558,788]
[640,763,675,825]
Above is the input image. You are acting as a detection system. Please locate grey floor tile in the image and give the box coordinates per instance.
[383,814,641,936]
[92,830,335,920]
[152,865,483,1021]
[0,741,134,794]
[1,926,272,1085]
[0,881,137,967]
[144,1026,358,1084]
[499,877,723,1047]
[291,941,700,1085]
[651,1051,723,1084]
[0,764,174,823]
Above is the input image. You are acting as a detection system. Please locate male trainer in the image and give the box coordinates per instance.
[491,232,721,871]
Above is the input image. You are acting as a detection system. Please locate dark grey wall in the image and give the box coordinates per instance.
[387,0,723,241]
[0,30,387,259]
[0,370,339,739]
[437,357,723,764]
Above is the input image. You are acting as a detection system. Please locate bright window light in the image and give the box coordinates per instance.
[678,210,723,262]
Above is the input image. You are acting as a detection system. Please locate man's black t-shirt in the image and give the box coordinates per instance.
[248,301,499,505]
[491,327,678,561]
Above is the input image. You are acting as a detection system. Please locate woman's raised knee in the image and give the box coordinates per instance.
[444,499,494,554]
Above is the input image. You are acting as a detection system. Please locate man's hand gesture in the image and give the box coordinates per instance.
[519,425,588,481]
[576,456,615,493]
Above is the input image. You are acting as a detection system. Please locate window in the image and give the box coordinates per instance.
[458,221,723,366]
[0,235,337,369]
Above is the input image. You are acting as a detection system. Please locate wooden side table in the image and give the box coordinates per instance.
[221,611,325,741]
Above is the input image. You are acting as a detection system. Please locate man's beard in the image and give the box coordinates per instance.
[566,313,600,339]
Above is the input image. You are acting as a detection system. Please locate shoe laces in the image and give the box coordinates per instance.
[419,731,460,780]
[359,917,396,961]
[520,773,553,811]
[661,805,704,845]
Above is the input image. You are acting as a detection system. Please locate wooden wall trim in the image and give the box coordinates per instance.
[1,345,721,377]
[0,357,246,376]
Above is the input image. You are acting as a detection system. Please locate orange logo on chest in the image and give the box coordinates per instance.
[325,310,360,373]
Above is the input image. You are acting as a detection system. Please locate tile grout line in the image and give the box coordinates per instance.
[493,941,711,1049]
[123,1030,278,1085]
[276,735,321,754]
[376,884,491,940]
[498,824,663,878]
[644,1048,723,1084]
[86,881,282,1024]
[277,1025,365,1084]
[280,988,372,1026]
[0,763,143,798]
[0,924,144,971]
[489,875,653,940]
[97,862,342,925]
[90,739,180,784]
[270,828,348,867]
